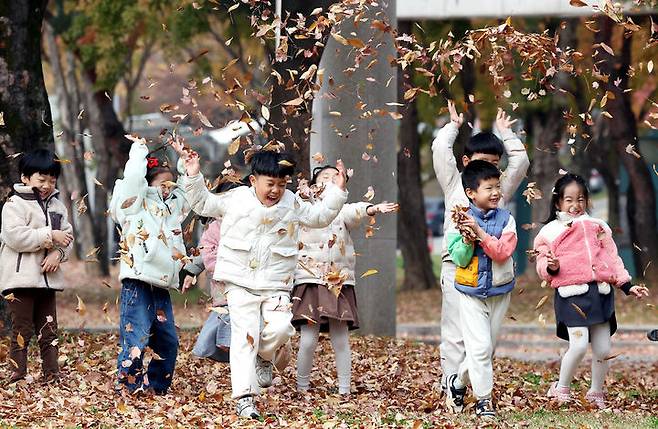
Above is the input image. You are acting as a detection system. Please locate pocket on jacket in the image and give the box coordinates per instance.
[492,258,514,286]
[270,246,299,258]
[49,212,63,230]
[221,237,252,252]
[455,256,478,287]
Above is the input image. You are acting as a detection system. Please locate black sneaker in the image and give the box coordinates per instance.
[475,398,496,419]
[446,374,467,413]
[648,329,658,342]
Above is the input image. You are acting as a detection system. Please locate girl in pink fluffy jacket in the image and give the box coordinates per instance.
[534,174,649,409]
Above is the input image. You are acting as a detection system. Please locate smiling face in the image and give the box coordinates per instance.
[21,173,57,200]
[249,174,288,207]
[466,176,501,211]
[314,167,339,186]
[557,181,587,217]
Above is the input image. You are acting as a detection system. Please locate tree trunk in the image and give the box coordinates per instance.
[43,22,98,267]
[267,0,335,180]
[396,21,437,291]
[528,111,563,235]
[0,0,53,198]
[597,16,658,281]
[0,0,52,333]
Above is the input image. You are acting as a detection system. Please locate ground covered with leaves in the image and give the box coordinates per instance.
[0,331,656,428]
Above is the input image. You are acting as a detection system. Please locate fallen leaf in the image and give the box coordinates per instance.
[360,269,378,278]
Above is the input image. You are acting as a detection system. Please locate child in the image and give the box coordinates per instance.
[445,160,518,419]
[292,165,397,396]
[432,101,529,391]
[180,149,348,418]
[190,180,247,363]
[0,149,74,383]
[109,137,196,395]
[534,174,649,408]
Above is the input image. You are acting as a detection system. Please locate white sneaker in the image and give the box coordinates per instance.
[236,395,261,419]
[256,355,273,388]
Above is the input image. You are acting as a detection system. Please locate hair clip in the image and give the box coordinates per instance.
[147,157,159,168]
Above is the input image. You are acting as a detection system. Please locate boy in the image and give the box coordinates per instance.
[0,149,74,383]
[432,101,529,391]
[445,160,518,419]
[180,149,348,418]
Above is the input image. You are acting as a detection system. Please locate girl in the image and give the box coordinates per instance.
[533,174,649,408]
[0,149,74,383]
[109,137,197,395]
[292,165,397,396]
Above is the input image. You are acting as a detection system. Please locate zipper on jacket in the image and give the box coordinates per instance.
[15,252,23,272]
[581,221,595,277]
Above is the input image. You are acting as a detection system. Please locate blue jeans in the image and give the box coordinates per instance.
[117,279,178,394]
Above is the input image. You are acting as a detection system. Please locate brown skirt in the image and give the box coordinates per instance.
[291,283,359,332]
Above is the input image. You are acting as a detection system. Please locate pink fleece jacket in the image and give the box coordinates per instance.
[200,220,221,275]
[534,213,631,290]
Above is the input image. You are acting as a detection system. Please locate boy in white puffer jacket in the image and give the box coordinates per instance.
[180,149,348,419]
[110,137,200,395]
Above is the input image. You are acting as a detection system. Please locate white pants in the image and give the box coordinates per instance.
[440,262,465,386]
[558,323,611,392]
[456,292,510,400]
[226,285,295,399]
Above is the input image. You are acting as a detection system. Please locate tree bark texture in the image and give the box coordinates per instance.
[396,20,437,291]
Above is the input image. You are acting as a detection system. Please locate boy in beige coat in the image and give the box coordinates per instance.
[0,149,74,383]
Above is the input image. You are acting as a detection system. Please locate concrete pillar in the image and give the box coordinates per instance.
[310,1,397,336]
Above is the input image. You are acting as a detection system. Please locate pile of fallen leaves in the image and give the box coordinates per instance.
[0,332,656,428]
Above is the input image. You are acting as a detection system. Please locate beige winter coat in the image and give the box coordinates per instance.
[294,202,373,286]
[0,184,74,294]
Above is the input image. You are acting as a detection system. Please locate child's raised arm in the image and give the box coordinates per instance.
[182,174,232,219]
[495,108,530,204]
[110,140,150,222]
[431,101,463,204]
[341,201,398,230]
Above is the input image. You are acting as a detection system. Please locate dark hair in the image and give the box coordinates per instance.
[461,159,501,194]
[250,150,295,178]
[544,173,589,223]
[145,157,173,185]
[464,132,504,159]
[310,165,339,185]
[19,149,61,179]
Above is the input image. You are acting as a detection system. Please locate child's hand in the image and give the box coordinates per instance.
[461,214,484,240]
[494,108,517,132]
[447,100,464,127]
[333,159,347,191]
[182,275,196,293]
[41,251,61,273]
[183,150,201,176]
[170,138,186,156]
[546,251,560,271]
[297,178,312,199]
[367,202,399,216]
[629,285,649,299]
[52,230,73,247]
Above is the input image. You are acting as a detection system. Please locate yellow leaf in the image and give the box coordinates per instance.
[76,295,87,316]
[569,0,588,6]
[346,38,365,49]
[227,2,239,12]
[228,138,240,156]
[360,269,378,278]
[535,295,548,310]
[17,333,24,349]
[331,32,349,46]
[261,105,270,121]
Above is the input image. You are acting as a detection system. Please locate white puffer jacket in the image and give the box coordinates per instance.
[294,202,373,286]
[109,142,193,290]
[182,173,348,292]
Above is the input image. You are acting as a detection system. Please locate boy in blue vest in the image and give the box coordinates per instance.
[444,160,518,419]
